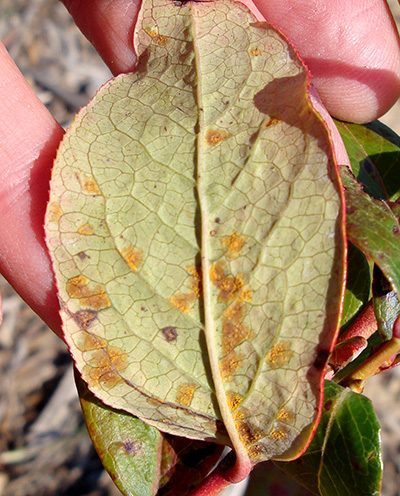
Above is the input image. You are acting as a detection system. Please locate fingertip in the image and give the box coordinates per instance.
[61,0,141,75]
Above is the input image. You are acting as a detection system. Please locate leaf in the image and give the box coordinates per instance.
[275,381,383,496]
[77,371,162,496]
[372,265,400,341]
[341,242,371,328]
[335,120,400,201]
[340,166,400,298]
[77,371,224,496]
[45,0,345,469]
[244,462,314,496]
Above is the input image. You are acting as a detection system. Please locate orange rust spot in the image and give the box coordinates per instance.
[187,264,202,297]
[144,27,169,46]
[176,383,196,406]
[169,292,197,313]
[67,275,111,310]
[248,444,264,459]
[222,232,247,260]
[47,202,62,222]
[277,408,296,423]
[78,223,95,235]
[270,429,287,440]
[82,343,128,390]
[219,351,242,381]
[226,391,243,411]
[79,174,101,195]
[121,246,143,271]
[266,342,294,369]
[235,421,263,447]
[205,128,230,146]
[233,406,249,421]
[210,262,245,303]
[265,117,282,128]
[250,48,263,56]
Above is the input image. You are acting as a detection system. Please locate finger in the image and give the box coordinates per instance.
[0,42,64,337]
[61,0,141,76]
[252,0,400,123]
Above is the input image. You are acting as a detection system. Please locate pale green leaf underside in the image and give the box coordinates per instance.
[45,0,344,463]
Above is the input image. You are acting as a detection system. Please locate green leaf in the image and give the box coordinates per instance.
[341,242,371,328]
[77,371,224,496]
[373,265,400,340]
[45,0,345,468]
[244,461,314,496]
[335,120,400,201]
[340,166,400,299]
[275,381,382,496]
[77,371,162,496]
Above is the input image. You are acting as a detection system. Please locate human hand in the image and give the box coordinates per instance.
[0,0,399,338]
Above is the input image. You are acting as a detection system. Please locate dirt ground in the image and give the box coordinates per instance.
[1,1,400,495]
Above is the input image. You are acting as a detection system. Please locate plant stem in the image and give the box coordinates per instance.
[340,336,400,393]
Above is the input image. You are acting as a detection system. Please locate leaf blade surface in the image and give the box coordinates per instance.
[46,0,345,465]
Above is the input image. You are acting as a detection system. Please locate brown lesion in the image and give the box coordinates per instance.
[82,342,128,390]
[121,246,143,271]
[176,383,196,406]
[205,129,230,146]
[73,309,98,329]
[221,232,248,260]
[161,326,178,342]
[219,351,243,381]
[221,301,250,356]
[47,201,63,222]
[169,292,197,313]
[66,275,111,310]
[266,342,294,369]
[76,173,101,195]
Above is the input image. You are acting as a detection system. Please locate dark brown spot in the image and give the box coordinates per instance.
[77,251,90,260]
[393,224,399,235]
[215,217,221,223]
[161,326,178,342]
[73,309,98,328]
[324,399,334,412]
[122,440,141,455]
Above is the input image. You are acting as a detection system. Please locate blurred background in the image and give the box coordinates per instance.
[0,1,400,495]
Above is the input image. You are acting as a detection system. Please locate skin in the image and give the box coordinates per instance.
[0,0,399,338]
